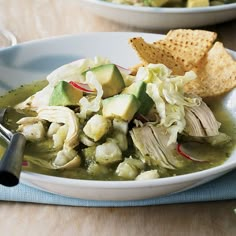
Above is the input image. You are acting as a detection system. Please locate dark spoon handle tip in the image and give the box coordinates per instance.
[0,133,26,187]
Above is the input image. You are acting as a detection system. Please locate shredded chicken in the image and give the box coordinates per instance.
[52,125,68,149]
[15,86,54,111]
[37,106,79,149]
[17,117,40,125]
[18,120,46,141]
[184,101,221,137]
[47,122,62,138]
[17,106,80,169]
[130,125,178,169]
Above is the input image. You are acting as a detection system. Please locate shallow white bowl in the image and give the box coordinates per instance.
[79,0,236,30]
[0,32,235,201]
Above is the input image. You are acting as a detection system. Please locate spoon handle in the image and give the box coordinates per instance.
[0,133,26,187]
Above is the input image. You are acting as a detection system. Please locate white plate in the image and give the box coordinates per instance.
[0,32,236,201]
[79,0,236,30]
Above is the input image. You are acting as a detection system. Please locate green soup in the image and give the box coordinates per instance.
[0,81,235,180]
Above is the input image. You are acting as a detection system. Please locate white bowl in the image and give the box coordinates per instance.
[79,0,236,30]
[0,32,235,201]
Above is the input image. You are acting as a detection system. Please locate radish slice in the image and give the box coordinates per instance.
[116,64,131,75]
[177,143,208,162]
[135,114,149,123]
[22,160,28,166]
[69,81,95,93]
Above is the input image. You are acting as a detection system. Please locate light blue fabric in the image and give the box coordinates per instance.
[0,170,236,207]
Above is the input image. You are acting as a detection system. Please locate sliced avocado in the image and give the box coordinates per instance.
[83,64,125,98]
[49,81,83,106]
[102,94,140,122]
[122,81,154,115]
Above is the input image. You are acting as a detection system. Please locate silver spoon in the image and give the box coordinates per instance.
[0,108,26,187]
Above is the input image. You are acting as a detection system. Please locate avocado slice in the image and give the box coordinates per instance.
[83,64,125,98]
[122,81,154,115]
[49,81,83,106]
[102,94,140,122]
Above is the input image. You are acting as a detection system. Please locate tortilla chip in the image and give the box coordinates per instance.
[129,30,235,98]
[154,29,217,71]
[184,42,236,97]
[129,30,217,75]
[129,37,185,75]
[166,29,217,44]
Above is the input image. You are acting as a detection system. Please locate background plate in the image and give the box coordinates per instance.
[79,0,236,30]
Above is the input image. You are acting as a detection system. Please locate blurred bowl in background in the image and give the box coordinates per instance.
[79,0,236,30]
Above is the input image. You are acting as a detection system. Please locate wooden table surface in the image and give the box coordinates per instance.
[0,1,236,235]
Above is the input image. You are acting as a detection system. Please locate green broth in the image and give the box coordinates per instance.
[0,80,48,107]
[0,80,235,180]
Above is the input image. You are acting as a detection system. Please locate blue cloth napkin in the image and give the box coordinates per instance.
[0,170,236,207]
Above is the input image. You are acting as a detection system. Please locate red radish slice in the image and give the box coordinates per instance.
[135,114,149,123]
[116,64,131,75]
[22,161,28,166]
[69,81,95,93]
[177,143,207,162]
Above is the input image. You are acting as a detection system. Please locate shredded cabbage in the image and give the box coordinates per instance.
[136,64,202,145]
[47,56,110,86]
[135,63,171,83]
[15,57,110,110]
[47,56,107,119]
[78,71,103,119]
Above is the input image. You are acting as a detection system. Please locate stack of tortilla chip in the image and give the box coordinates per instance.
[129,29,236,97]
